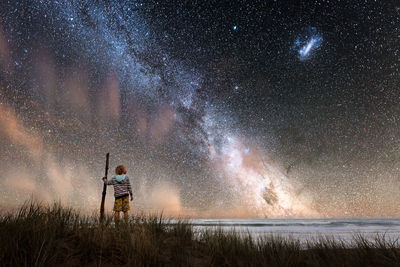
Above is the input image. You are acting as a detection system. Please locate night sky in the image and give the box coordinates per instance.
[0,0,399,217]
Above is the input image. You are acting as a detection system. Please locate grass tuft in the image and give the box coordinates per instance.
[0,201,399,266]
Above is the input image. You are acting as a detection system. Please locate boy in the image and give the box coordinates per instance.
[103,165,133,223]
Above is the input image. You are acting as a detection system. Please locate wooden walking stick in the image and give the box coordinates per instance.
[100,152,110,222]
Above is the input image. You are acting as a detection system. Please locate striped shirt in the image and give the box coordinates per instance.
[103,176,133,199]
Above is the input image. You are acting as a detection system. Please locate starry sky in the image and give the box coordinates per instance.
[0,0,399,217]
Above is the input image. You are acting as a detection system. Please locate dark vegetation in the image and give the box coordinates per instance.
[0,202,399,266]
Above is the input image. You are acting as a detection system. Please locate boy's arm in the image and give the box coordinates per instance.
[102,177,115,185]
[127,177,133,197]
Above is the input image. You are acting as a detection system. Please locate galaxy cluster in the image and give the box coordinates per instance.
[0,1,399,217]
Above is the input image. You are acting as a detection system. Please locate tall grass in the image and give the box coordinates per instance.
[0,202,399,266]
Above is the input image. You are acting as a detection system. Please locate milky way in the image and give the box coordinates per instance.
[0,1,399,217]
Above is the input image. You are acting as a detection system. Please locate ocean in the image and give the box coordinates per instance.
[189,218,400,245]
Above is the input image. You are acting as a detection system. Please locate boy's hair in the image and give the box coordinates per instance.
[115,165,126,175]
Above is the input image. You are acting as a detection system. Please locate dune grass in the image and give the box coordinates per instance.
[0,202,399,266]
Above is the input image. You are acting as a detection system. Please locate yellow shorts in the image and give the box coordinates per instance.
[113,195,130,212]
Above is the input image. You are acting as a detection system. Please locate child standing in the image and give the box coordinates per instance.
[102,165,133,223]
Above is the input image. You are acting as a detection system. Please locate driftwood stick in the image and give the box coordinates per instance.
[100,153,109,222]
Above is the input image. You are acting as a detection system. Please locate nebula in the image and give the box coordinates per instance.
[293,27,323,61]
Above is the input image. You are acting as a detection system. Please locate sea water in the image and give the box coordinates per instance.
[189,218,400,245]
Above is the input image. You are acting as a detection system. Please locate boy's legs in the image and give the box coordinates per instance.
[114,197,124,224]
[121,195,130,223]
[114,211,120,223]
[123,211,129,223]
